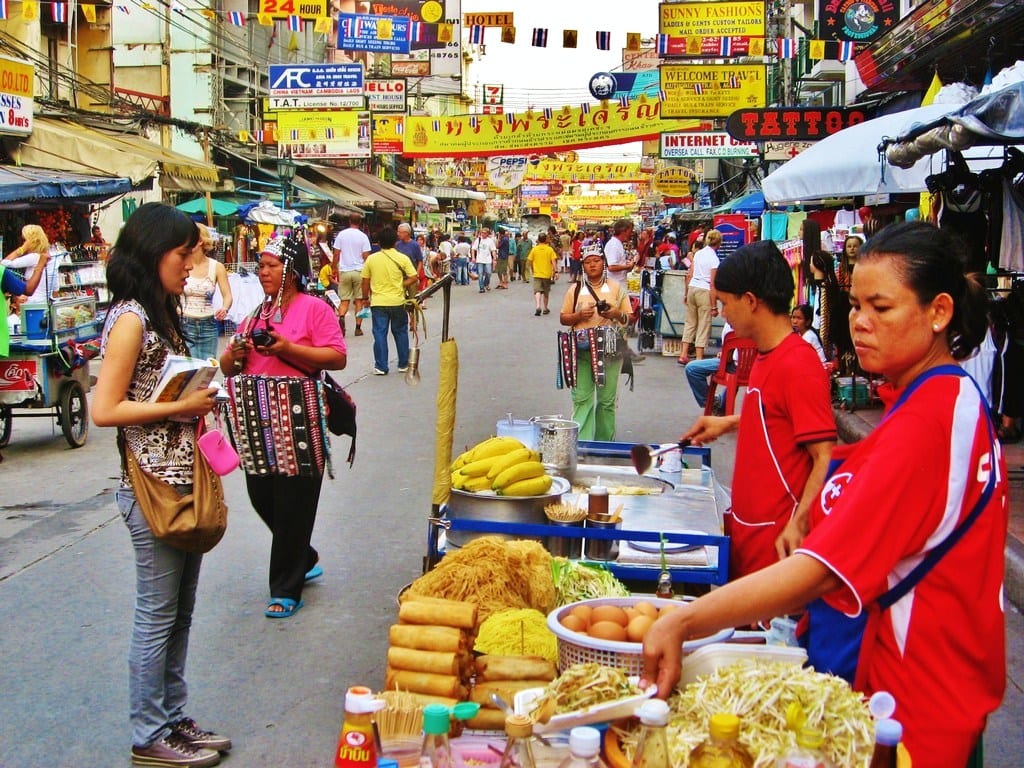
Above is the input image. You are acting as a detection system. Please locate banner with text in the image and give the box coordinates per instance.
[660,64,766,118]
[259,0,329,19]
[523,161,649,184]
[372,115,405,154]
[659,1,765,37]
[403,99,702,158]
[277,110,371,159]
[661,131,759,159]
[338,13,412,53]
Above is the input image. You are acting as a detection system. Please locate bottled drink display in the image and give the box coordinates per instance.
[689,713,755,768]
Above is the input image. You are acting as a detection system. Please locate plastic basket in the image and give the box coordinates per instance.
[546,597,733,674]
[661,337,682,357]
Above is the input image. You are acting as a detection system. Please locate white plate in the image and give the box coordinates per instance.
[626,530,705,553]
[513,678,656,734]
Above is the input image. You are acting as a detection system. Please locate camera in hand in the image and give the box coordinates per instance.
[595,299,611,313]
[250,328,275,348]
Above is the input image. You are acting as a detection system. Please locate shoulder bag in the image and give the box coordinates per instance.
[119,423,228,553]
[322,371,357,466]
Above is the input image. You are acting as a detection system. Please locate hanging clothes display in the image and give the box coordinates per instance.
[999,178,1024,273]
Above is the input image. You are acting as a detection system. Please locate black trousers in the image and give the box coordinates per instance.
[245,473,323,601]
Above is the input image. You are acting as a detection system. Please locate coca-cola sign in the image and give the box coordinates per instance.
[0,360,37,391]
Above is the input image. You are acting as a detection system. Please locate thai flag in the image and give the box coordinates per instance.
[777,37,795,59]
[0,0,8,19]
[52,2,66,22]
[395,122,404,135]
[531,28,547,47]
[253,130,264,142]
[409,21,422,42]
[432,119,440,132]
[469,115,478,129]
[543,107,552,120]
[729,75,739,88]
[506,111,515,124]
[325,127,334,139]
[839,41,856,61]
[228,11,244,25]
[657,34,669,56]
[580,102,590,114]
[469,25,484,44]
[116,4,129,12]
[658,89,667,102]
[595,31,611,51]
[290,129,299,141]
[693,83,704,95]
[171,2,186,16]
[359,124,369,138]
[618,95,630,108]
[287,14,301,31]
[719,37,732,57]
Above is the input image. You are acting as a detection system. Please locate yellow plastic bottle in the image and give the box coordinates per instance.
[688,713,755,768]
[334,686,385,768]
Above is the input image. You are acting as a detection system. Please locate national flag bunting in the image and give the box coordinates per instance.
[839,41,856,61]
[51,2,66,22]
[432,119,440,132]
[253,130,264,142]
[314,15,331,33]
[777,37,795,59]
[287,14,301,31]
[542,107,552,120]
[199,8,217,18]
[693,83,704,95]
[808,39,825,60]
[531,28,548,47]
[81,3,96,22]
[658,89,667,102]
[21,0,38,19]
[437,23,453,42]
[469,115,478,129]
[500,25,515,43]
[395,122,403,135]
[290,129,299,141]
[469,25,484,44]
[562,29,577,48]
[580,102,590,114]
[0,0,7,20]
[171,2,186,16]
[115,4,129,12]
[656,34,669,56]
[728,75,739,88]
[359,124,368,138]
[618,95,630,108]
[409,21,423,42]
[596,31,610,51]
[505,111,515,124]
[719,37,732,56]
[325,127,334,139]
[257,12,272,25]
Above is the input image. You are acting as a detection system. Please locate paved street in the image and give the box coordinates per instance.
[1,279,1021,766]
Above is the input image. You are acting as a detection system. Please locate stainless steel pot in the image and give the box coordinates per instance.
[533,417,579,479]
[445,476,570,547]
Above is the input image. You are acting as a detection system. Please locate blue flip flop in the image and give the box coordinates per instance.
[265,598,303,618]
[304,564,324,583]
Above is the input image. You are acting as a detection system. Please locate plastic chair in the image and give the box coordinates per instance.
[704,336,759,416]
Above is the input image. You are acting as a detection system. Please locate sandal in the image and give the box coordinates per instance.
[304,564,323,582]
[265,598,303,618]
[677,356,690,366]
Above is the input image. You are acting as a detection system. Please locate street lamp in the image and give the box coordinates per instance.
[277,155,297,209]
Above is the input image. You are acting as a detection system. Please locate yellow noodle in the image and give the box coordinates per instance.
[473,608,558,662]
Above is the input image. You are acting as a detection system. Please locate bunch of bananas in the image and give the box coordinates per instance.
[450,436,554,496]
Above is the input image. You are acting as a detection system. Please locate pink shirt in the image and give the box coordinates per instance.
[239,293,345,377]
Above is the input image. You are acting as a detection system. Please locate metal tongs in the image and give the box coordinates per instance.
[629,439,691,475]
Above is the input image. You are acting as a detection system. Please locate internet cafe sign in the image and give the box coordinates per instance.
[661,131,758,159]
[0,57,34,135]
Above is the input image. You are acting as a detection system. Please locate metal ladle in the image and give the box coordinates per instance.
[630,439,691,475]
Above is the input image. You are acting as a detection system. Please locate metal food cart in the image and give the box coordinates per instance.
[0,296,99,448]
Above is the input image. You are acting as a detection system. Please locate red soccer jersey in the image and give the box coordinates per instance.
[798,375,1008,768]
[729,332,836,578]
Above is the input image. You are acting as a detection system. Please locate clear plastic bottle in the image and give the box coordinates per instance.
[557,727,608,768]
[689,713,755,768]
[631,699,671,768]
[868,719,902,768]
[419,703,453,768]
[498,714,539,768]
[775,726,833,768]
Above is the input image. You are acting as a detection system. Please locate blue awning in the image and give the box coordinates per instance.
[712,191,765,216]
[0,164,132,204]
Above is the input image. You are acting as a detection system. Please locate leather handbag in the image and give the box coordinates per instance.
[119,426,228,553]
[322,372,357,466]
[196,413,240,476]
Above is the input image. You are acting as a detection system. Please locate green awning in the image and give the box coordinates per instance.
[176,198,240,216]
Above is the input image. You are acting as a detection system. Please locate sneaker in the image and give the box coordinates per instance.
[397,365,409,372]
[131,732,220,767]
[373,368,387,375]
[172,718,232,752]
[354,327,364,336]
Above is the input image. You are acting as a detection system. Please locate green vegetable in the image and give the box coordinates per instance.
[552,558,630,604]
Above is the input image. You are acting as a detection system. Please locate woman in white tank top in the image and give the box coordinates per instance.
[182,224,232,359]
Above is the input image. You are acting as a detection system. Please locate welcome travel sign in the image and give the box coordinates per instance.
[338,13,413,54]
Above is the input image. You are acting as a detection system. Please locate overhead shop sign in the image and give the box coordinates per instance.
[277,110,371,159]
[366,78,407,112]
[523,161,648,184]
[463,11,513,26]
[763,140,815,160]
[653,167,696,197]
[0,57,34,135]
[660,64,766,119]
[268,95,365,109]
[818,0,898,43]
[661,131,759,159]
[338,13,414,54]
[269,63,364,97]
[725,107,867,141]
[373,116,405,155]
[403,100,702,158]
[258,0,329,18]
[487,156,528,191]
[658,1,765,38]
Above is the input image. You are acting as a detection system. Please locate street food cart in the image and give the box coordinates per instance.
[0,295,99,448]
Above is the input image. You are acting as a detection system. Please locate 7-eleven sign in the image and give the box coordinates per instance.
[483,84,503,105]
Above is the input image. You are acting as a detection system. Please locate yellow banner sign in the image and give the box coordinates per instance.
[403,99,702,158]
[660,64,766,118]
[258,0,329,19]
[372,115,404,155]
[0,57,34,98]
[276,110,370,159]
[653,167,696,197]
[659,1,765,37]
[523,161,648,183]
[559,193,638,208]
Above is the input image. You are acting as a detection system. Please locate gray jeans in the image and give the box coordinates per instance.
[116,487,202,748]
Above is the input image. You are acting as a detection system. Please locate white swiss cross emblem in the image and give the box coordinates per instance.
[820,472,853,516]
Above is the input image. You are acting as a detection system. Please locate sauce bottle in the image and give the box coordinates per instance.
[498,713,538,768]
[419,703,453,768]
[689,713,754,768]
[868,718,902,768]
[775,726,833,768]
[334,686,385,768]
[557,727,608,768]
[631,699,671,768]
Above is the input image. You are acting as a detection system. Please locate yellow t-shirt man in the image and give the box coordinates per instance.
[361,248,416,307]
[528,243,559,280]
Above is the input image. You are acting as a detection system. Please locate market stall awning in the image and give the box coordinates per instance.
[7,118,232,193]
[176,197,240,216]
[0,164,132,203]
[712,191,765,216]
[311,166,422,210]
[425,184,487,201]
[393,181,440,209]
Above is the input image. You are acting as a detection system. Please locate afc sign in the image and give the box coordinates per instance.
[726,107,867,141]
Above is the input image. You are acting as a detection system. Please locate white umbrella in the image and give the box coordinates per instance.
[761,103,1000,204]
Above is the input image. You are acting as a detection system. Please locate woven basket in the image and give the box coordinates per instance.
[546,597,734,674]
